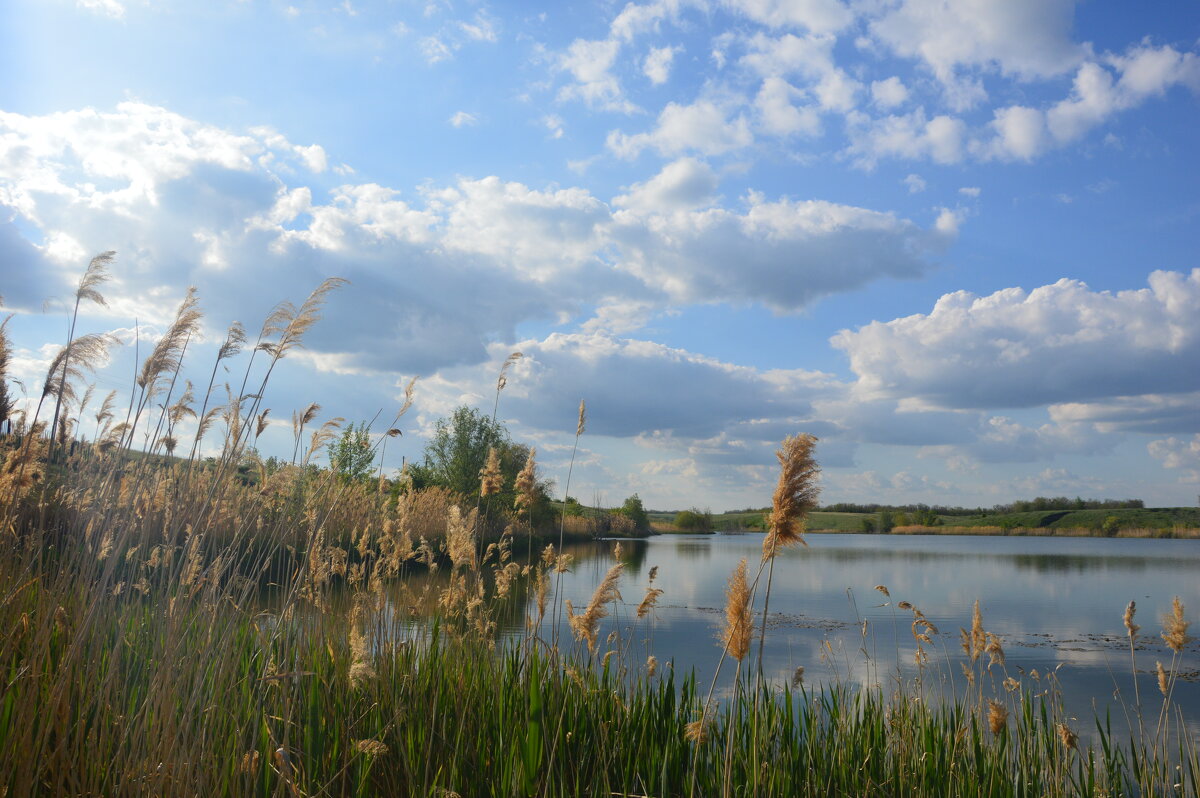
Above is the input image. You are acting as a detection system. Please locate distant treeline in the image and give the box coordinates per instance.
[731,496,1145,517]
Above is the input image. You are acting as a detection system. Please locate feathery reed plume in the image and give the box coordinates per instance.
[612,541,623,561]
[93,389,117,439]
[348,599,375,687]
[646,655,658,678]
[137,287,201,398]
[255,409,271,439]
[985,633,1005,668]
[262,277,348,359]
[875,585,890,598]
[514,447,537,512]
[986,700,1008,735]
[757,433,820,668]
[218,321,247,360]
[194,405,223,448]
[762,434,819,559]
[1156,661,1169,697]
[636,584,664,619]
[479,447,502,497]
[1056,723,1078,750]
[684,717,710,744]
[491,351,522,423]
[1161,596,1191,652]
[190,321,246,461]
[1123,600,1140,639]
[566,562,623,654]
[47,251,113,452]
[576,399,586,436]
[791,666,805,688]
[445,505,476,570]
[721,559,752,661]
[41,334,112,405]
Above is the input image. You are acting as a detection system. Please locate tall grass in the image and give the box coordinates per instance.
[0,262,1196,796]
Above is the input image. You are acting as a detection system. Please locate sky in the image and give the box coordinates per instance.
[1,0,1198,512]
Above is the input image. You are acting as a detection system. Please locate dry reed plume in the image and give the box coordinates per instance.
[762,433,819,559]
[566,563,623,654]
[721,558,752,661]
[1161,596,1191,652]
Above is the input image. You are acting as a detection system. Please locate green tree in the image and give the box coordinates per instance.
[330,421,374,482]
[418,406,553,518]
[615,493,649,533]
[562,496,585,517]
[420,406,507,497]
[878,509,894,533]
[673,508,713,532]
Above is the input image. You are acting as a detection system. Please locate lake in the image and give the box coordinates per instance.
[534,532,1200,738]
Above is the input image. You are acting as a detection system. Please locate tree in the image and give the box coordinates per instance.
[673,508,713,532]
[418,406,553,516]
[420,406,507,497]
[615,493,649,533]
[329,421,374,482]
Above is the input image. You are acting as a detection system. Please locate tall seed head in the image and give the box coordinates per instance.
[763,434,819,560]
[720,558,752,661]
[479,447,503,497]
[1161,596,1191,653]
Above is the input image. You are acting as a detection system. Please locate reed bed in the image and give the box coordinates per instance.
[1,268,1197,796]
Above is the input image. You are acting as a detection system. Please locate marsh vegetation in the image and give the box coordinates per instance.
[0,258,1196,796]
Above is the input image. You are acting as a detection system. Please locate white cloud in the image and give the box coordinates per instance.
[870,76,909,109]
[724,0,853,36]
[612,157,718,214]
[1050,393,1200,434]
[420,35,456,63]
[607,100,753,159]
[1148,435,1200,471]
[903,173,926,193]
[0,101,957,424]
[459,11,499,42]
[869,0,1085,108]
[832,270,1200,410]
[449,111,478,128]
[844,108,966,168]
[557,38,637,113]
[958,186,981,197]
[77,0,125,18]
[643,45,680,85]
[740,32,861,112]
[754,77,821,137]
[542,114,564,139]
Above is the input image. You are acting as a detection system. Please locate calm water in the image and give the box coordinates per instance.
[533,532,1200,737]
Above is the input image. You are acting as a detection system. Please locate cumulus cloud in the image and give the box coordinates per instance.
[1050,394,1200,434]
[740,32,861,112]
[607,100,753,159]
[754,77,821,137]
[612,157,718,214]
[870,76,909,109]
[643,45,680,85]
[77,0,125,18]
[557,38,637,113]
[869,0,1085,108]
[0,102,950,377]
[1148,435,1200,472]
[724,0,853,36]
[845,108,966,167]
[449,111,478,127]
[832,270,1200,410]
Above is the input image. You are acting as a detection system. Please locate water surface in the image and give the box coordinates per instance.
[541,533,1200,737]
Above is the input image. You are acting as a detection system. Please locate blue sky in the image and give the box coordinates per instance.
[2,0,1198,511]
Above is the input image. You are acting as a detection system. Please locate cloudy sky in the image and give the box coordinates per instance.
[2,0,1198,511]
